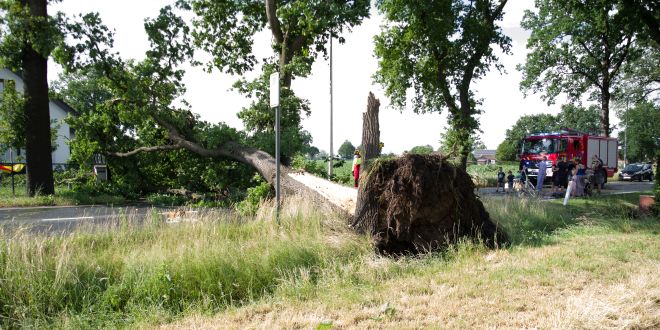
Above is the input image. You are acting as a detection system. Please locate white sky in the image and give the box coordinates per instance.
[48,0,616,154]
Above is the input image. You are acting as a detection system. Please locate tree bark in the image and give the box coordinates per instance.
[113,114,349,216]
[359,92,380,174]
[600,84,611,137]
[23,0,55,196]
[355,92,381,229]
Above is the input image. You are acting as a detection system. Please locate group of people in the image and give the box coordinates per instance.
[496,154,605,197]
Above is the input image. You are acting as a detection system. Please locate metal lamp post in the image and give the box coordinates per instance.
[269,72,281,224]
[328,33,334,179]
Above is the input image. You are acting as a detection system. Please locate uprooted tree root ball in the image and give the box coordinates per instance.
[352,154,507,254]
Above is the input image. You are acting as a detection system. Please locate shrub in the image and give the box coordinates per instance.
[235,175,273,216]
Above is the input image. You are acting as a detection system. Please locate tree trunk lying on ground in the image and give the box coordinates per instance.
[352,154,508,254]
[111,94,506,254]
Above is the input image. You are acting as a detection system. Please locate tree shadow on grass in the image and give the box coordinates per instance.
[484,192,657,248]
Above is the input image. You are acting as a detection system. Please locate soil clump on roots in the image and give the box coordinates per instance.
[352,154,507,254]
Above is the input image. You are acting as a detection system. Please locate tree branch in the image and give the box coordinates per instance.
[108,144,182,157]
[610,34,632,78]
[265,0,283,44]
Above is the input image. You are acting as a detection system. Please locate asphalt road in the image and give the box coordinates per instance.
[478,179,654,197]
[0,205,201,234]
[0,180,653,234]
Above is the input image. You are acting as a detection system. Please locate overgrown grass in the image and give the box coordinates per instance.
[467,163,519,187]
[0,178,126,207]
[0,199,371,328]
[1,193,658,328]
[0,188,125,208]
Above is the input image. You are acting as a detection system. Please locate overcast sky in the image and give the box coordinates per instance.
[48,1,616,154]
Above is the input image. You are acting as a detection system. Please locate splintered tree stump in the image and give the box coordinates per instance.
[360,92,381,172]
[352,154,507,254]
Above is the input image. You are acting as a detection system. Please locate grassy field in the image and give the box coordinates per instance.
[467,162,519,187]
[0,191,657,328]
[0,181,125,207]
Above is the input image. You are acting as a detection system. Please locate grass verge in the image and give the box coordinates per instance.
[0,193,657,328]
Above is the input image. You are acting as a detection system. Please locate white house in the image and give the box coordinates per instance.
[0,68,76,166]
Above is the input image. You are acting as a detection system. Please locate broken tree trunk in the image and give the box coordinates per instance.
[359,92,381,174]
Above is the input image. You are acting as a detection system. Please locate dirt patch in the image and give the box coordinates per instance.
[352,154,507,253]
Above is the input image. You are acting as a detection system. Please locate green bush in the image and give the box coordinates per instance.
[235,175,273,216]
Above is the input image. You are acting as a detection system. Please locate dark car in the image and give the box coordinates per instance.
[618,163,653,181]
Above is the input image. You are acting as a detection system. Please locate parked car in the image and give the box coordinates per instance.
[618,163,654,181]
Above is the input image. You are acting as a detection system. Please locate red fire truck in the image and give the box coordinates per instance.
[519,129,618,181]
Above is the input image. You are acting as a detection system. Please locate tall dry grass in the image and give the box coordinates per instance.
[0,197,371,328]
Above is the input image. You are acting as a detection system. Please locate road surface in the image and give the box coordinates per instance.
[0,205,219,234]
[478,179,654,197]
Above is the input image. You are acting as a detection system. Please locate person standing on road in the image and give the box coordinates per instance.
[575,157,586,196]
[352,150,362,188]
[555,156,568,195]
[592,154,604,194]
[496,167,505,193]
[537,155,548,192]
[507,170,514,194]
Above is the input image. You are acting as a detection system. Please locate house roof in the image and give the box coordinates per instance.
[51,99,78,116]
[473,149,496,158]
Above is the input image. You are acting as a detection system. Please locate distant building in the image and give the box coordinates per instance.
[0,68,77,166]
[473,149,496,165]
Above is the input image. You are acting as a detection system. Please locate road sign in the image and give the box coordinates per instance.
[270,72,279,108]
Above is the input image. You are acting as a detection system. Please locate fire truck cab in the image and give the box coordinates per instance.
[520,130,618,180]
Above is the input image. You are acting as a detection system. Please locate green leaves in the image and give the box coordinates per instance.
[0,80,25,150]
[0,0,64,69]
[518,0,651,136]
[375,0,510,168]
[494,104,601,161]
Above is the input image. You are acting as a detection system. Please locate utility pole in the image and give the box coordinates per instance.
[270,72,280,224]
[624,99,628,165]
[328,33,334,179]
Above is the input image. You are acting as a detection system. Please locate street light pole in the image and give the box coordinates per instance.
[624,99,628,165]
[328,33,334,179]
[269,72,281,224]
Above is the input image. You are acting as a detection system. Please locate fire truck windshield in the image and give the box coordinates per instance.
[522,138,558,154]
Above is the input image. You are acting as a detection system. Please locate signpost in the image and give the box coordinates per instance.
[270,72,281,224]
[328,34,334,179]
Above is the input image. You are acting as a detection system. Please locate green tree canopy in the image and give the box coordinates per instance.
[374,0,510,169]
[337,140,355,159]
[618,101,659,163]
[50,2,372,195]
[518,0,645,137]
[495,104,601,161]
[495,113,558,161]
[0,0,68,195]
[409,145,434,155]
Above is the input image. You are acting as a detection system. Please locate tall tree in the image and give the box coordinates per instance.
[617,101,659,163]
[619,0,660,47]
[337,140,355,159]
[58,4,370,207]
[180,0,369,160]
[374,0,510,169]
[495,104,601,161]
[409,145,434,155]
[495,114,559,162]
[556,104,601,134]
[518,0,641,137]
[0,0,63,195]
